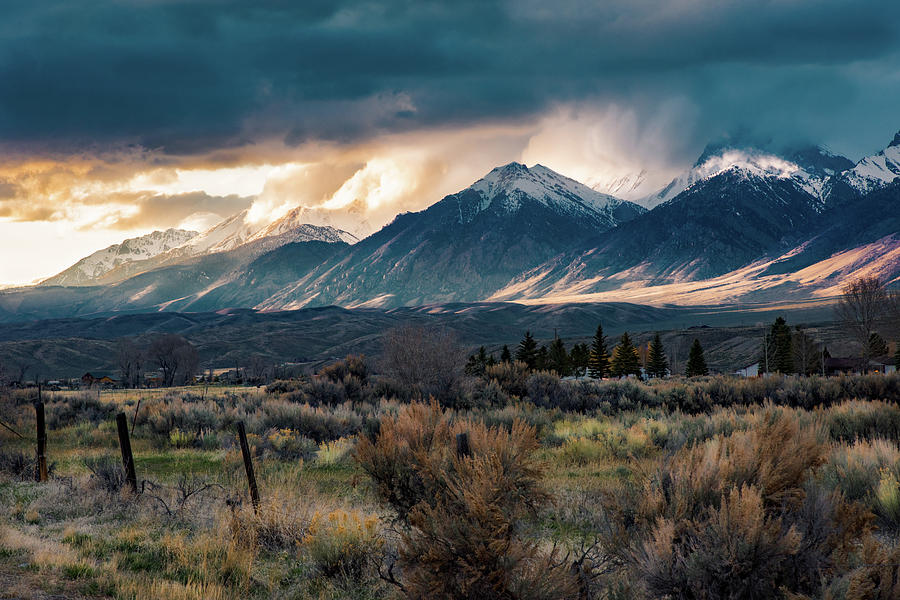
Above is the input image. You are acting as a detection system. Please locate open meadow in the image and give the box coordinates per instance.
[2,364,900,599]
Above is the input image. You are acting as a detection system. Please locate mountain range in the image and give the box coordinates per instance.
[2,130,899,323]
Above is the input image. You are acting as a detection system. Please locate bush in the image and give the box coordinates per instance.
[0,451,37,480]
[302,509,383,581]
[607,407,872,599]
[319,355,369,386]
[83,456,127,494]
[356,401,578,599]
[485,361,530,398]
[257,428,318,461]
[525,371,573,409]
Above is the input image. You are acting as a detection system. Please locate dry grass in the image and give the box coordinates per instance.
[3,374,900,598]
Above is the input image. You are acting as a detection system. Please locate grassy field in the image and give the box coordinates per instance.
[2,369,900,599]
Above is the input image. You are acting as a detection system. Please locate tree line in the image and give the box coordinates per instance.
[465,324,710,379]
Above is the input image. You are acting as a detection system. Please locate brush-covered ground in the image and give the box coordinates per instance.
[2,364,900,599]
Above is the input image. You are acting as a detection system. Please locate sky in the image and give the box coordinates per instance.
[1,0,900,284]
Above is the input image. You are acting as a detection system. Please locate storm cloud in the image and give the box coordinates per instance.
[1,1,899,157]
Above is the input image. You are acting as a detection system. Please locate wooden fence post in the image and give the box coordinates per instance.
[116,412,138,492]
[456,431,471,459]
[34,400,47,482]
[236,421,260,512]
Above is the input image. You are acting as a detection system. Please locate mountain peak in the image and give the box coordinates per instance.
[39,228,199,287]
[467,161,631,216]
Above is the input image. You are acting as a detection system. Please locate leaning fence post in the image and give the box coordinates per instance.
[34,400,47,482]
[456,431,471,459]
[116,412,138,492]
[236,421,260,512]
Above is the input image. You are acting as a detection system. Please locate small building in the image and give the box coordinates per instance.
[81,373,118,388]
[734,362,759,378]
[824,358,857,376]
[870,355,897,375]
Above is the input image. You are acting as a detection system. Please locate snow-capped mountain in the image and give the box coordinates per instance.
[830,130,900,197]
[41,206,358,288]
[246,210,359,246]
[258,162,645,309]
[39,228,198,286]
[637,144,852,209]
[589,170,650,201]
[465,162,641,226]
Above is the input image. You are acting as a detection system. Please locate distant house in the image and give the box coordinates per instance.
[870,355,897,375]
[734,362,759,378]
[81,373,118,388]
[824,358,857,376]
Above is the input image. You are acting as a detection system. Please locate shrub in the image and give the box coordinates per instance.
[356,401,578,599]
[826,400,900,442]
[525,371,573,409]
[485,361,530,398]
[302,509,383,581]
[319,355,369,386]
[257,429,318,461]
[83,456,127,494]
[608,407,872,599]
[0,451,35,480]
[316,437,354,467]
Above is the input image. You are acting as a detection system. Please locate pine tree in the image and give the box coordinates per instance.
[569,343,589,378]
[465,346,490,376]
[869,332,889,358]
[536,346,549,371]
[610,332,641,377]
[761,317,794,374]
[646,333,669,378]
[515,331,538,370]
[685,338,708,377]
[547,337,571,376]
[500,345,512,364]
[587,324,610,379]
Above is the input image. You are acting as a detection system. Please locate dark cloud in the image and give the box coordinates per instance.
[0,1,898,157]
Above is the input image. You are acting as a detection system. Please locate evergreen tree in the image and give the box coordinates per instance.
[569,343,590,378]
[587,324,610,379]
[500,345,512,364]
[895,344,900,374]
[646,333,669,378]
[536,345,549,371]
[465,346,490,376]
[515,331,538,370]
[685,338,708,377]
[610,332,641,377]
[761,317,794,374]
[869,332,889,357]
[547,337,571,376]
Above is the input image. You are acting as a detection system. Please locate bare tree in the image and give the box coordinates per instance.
[835,277,888,371]
[116,338,144,389]
[380,324,467,406]
[246,355,269,386]
[149,334,199,386]
[792,326,821,376]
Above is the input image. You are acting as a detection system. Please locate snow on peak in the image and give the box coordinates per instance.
[842,131,900,194]
[639,146,830,209]
[466,162,626,219]
[588,170,649,201]
[248,206,364,244]
[41,228,198,286]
